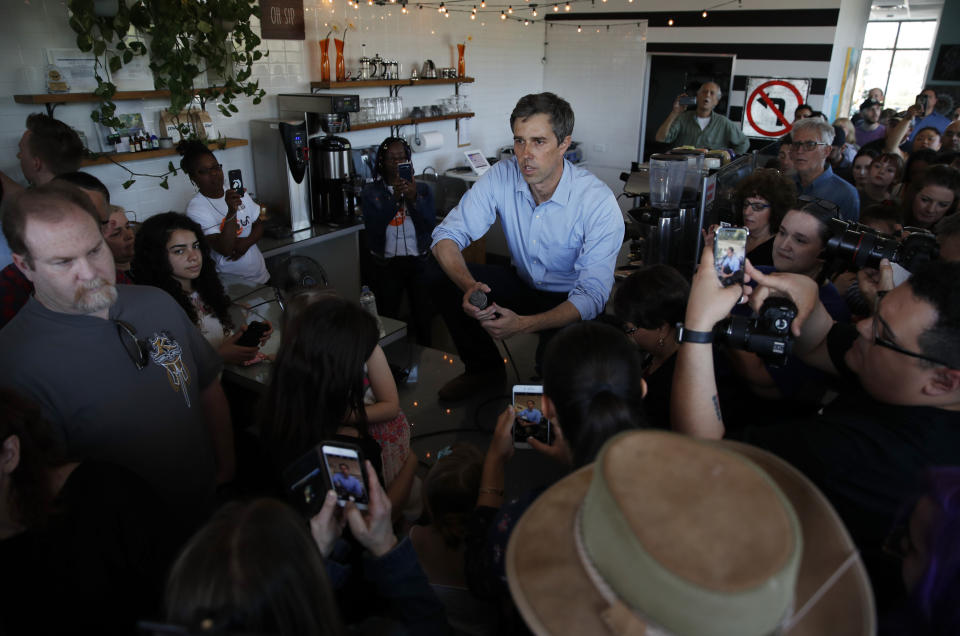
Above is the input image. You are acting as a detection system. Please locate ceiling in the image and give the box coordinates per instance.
[870,0,945,21]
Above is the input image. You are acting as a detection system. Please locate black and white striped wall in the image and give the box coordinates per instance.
[546,6,846,120]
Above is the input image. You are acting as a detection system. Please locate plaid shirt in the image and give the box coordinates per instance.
[0,264,133,329]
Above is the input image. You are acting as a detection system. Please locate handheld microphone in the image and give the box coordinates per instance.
[469,290,488,310]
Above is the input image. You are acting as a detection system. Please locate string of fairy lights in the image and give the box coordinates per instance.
[307,0,742,27]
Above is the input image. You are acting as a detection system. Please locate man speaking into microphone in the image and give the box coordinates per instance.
[430,92,624,401]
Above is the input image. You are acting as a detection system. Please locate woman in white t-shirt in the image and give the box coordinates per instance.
[179,141,269,284]
[132,212,269,365]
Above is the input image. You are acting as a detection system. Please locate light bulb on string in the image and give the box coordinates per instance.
[702,10,707,17]
[564,2,570,10]
[577,24,581,32]
[531,6,537,16]
[553,4,558,11]
[470,12,476,18]
[667,18,674,25]
[500,10,506,19]
[507,5,513,12]
[480,0,485,6]
[524,18,530,25]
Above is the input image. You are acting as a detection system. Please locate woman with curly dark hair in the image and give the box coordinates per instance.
[733,168,798,266]
[132,212,266,365]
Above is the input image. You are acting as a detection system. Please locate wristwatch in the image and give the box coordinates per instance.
[675,323,713,344]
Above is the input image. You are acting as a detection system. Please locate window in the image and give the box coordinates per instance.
[851,20,938,113]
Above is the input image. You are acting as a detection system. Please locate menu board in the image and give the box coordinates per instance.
[260,0,305,40]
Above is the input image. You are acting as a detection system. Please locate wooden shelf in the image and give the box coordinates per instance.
[310,77,474,90]
[15,89,173,105]
[347,112,474,132]
[80,137,248,167]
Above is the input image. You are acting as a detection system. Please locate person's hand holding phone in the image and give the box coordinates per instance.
[310,489,346,558]
[344,460,397,558]
[527,421,572,466]
[224,188,243,216]
[488,406,516,467]
[218,329,261,365]
[686,244,751,332]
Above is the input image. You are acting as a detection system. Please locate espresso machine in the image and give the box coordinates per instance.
[627,152,705,277]
[273,93,361,227]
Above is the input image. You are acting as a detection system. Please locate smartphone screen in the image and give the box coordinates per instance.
[282,446,328,517]
[714,226,749,287]
[228,169,245,195]
[512,384,552,449]
[397,162,414,182]
[321,444,369,510]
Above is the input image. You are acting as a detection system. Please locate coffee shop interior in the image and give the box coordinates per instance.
[2,0,960,632]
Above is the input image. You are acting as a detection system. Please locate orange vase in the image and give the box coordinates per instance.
[335,38,345,82]
[457,43,466,77]
[319,38,330,82]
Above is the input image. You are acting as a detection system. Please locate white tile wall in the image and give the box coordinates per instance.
[0,0,861,218]
[0,0,546,219]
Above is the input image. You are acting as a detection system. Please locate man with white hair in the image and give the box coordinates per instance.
[788,117,860,221]
[655,81,750,154]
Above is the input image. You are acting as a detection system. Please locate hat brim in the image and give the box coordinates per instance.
[506,439,876,636]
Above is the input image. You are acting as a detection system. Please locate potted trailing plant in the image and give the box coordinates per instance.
[67,0,267,187]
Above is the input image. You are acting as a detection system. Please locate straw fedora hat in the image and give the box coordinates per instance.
[506,430,875,636]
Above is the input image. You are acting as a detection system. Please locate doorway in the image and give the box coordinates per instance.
[640,53,736,161]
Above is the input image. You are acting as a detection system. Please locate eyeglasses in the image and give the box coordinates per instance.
[743,201,771,212]
[871,293,952,368]
[194,163,223,176]
[114,320,151,370]
[798,194,841,219]
[790,141,827,152]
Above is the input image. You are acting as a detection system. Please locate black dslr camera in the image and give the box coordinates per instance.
[714,297,798,367]
[825,219,939,272]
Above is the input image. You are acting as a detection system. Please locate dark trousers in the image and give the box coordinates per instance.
[430,262,569,375]
[371,253,435,346]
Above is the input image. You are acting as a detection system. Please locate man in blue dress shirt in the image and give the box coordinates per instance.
[431,92,624,401]
[789,118,860,222]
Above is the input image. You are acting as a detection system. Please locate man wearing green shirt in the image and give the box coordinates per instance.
[655,81,750,155]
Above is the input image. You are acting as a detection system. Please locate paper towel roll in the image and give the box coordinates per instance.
[408,131,444,153]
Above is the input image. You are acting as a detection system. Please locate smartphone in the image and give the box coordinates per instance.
[282,446,328,517]
[512,384,552,450]
[228,169,245,196]
[234,320,268,347]
[678,95,697,106]
[321,443,369,510]
[714,226,749,288]
[397,161,414,182]
[915,94,928,111]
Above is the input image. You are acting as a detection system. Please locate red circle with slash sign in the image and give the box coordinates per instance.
[746,80,805,137]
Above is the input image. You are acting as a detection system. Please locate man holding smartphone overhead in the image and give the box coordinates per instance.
[655,81,750,154]
[431,92,624,401]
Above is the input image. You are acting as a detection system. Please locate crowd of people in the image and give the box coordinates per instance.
[0,87,959,636]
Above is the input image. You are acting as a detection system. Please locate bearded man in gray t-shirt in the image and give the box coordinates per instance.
[0,183,234,525]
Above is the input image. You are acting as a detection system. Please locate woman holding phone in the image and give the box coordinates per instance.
[132,213,270,365]
[179,140,269,284]
[360,136,436,345]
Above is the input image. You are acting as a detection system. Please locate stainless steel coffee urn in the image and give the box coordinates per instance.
[310,134,354,225]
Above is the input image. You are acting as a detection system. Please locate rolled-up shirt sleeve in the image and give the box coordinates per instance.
[567,191,624,320]
[431,171,500,251]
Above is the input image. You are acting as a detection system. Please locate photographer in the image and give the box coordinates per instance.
[672,247,960,605]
